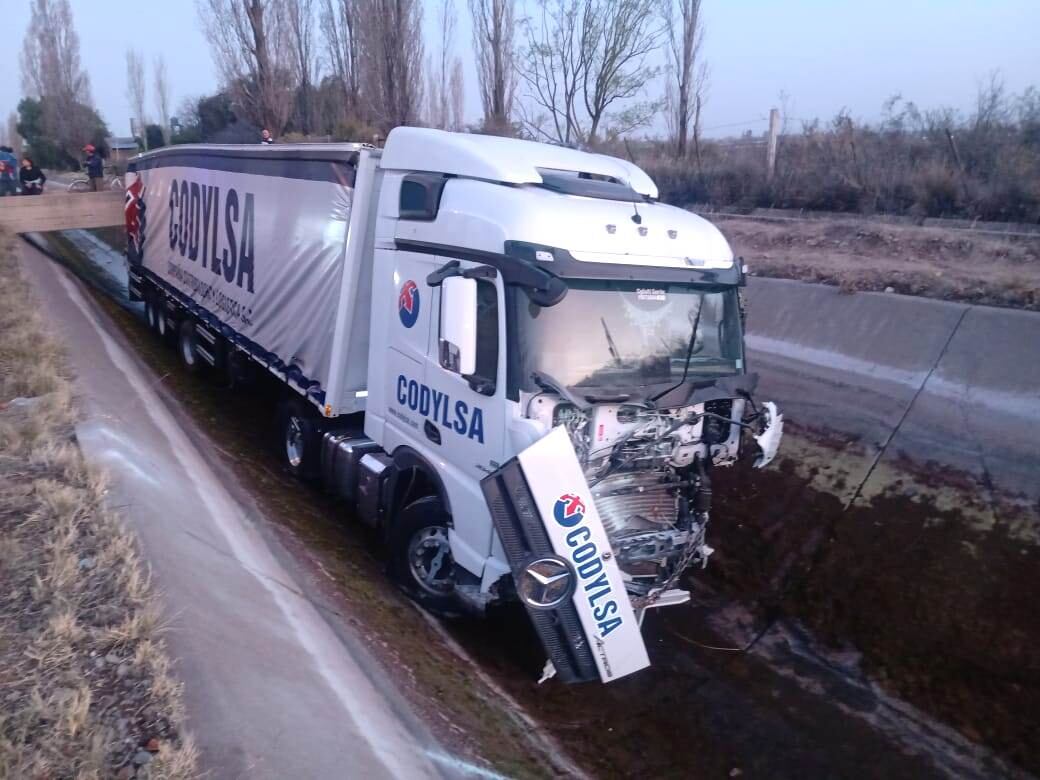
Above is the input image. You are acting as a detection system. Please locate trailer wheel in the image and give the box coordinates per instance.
[276,400,320,479]
[144,294,159,332]
[178,320,202,373]
[388,497,458,615]
[156,304,172,342]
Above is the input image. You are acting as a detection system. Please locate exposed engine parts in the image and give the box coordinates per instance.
[526,391,784,606]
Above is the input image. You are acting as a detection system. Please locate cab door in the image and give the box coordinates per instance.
[422,265,507,573]
[381,249,437,448]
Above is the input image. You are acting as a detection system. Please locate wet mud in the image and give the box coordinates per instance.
[31,231,1040,778]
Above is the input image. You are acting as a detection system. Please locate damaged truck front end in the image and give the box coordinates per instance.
[482,265,783,683]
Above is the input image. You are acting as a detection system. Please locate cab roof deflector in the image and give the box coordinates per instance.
[380,127,659,199]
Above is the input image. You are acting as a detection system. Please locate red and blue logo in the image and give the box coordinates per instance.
[553,493,586,527]
[124,175,146,265]
[398,280,420,328]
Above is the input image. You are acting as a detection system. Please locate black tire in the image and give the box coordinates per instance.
[388,497,458,615]
[177,319,203,373]
[144,294,159,332]
[156,302,173,342]
[276,399,321,479]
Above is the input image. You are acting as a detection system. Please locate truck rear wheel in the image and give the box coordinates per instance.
[144,294,159,332]
[276,399,321,479]
[388,497,458,615]
[178,320,202,373]
[156,303,172,342]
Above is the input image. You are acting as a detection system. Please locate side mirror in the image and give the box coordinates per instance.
[439,276,477,376]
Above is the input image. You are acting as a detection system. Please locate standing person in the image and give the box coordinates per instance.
[83,144,104,191]
[260,128,274,144]
[18,157,46,195]
[0,146,17,196]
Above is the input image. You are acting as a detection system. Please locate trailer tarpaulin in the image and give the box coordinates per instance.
[126,147,357,400]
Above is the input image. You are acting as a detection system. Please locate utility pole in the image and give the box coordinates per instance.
[766,107,780,182]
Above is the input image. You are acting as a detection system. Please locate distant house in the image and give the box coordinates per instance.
[107,137,139,169]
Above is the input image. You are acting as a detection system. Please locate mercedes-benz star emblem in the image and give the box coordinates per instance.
[518,557,575,610]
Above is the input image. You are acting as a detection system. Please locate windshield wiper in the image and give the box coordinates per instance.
[650,300,704,404]
[601,317,622,367]
[531,371,591,411]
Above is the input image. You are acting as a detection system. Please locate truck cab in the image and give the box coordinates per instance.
[360,130,782,681]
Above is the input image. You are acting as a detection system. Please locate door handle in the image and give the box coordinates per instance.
[424,420,441,445]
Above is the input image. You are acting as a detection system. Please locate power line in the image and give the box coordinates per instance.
[701,116,769,133]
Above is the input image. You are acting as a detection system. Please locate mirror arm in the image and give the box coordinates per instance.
[463,266,497,280]
[426,260,461,287]
[464,374,496,396]
[427,261,497,287]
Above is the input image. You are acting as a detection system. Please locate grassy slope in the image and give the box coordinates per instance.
[0,231,197,779]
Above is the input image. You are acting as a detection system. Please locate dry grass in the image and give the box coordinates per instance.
[0,231,198,779]
[716,216,1040,310]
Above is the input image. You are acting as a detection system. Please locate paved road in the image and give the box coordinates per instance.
[18,240,448,779]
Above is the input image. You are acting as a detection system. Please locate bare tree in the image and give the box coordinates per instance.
[582,0,663,143]
[126,49,149,148]
[20,0,93,159]
[449,59,465,130]
[661,0,707,160]
[469,0,516,133]
[356,0,424,131]
[197,0,295,134]
[153,55,171,144]
[426,0,457,129]
[286,0,317,133]
[20,0,92,102]
[517,0,585,144]
[319,0,360,122]
[518,0,662,146]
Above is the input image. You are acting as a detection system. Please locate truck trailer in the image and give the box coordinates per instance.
[123,128,783,683]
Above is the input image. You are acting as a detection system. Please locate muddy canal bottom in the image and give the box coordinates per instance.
[32,231,1039,779]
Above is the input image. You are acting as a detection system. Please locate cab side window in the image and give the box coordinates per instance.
[474,280,498,385]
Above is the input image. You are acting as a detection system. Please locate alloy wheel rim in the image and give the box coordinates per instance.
[407,526,454,595]
[285,417,304,468]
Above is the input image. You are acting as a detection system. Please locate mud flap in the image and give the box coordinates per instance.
[480,426,650,683]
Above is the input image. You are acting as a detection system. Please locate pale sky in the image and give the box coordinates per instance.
[1,0,1036,140]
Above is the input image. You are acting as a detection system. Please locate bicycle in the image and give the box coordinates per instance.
[68,167,123,193]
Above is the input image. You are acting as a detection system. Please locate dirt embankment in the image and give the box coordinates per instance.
[0,232,196,779]
[707,425,1040,775]
[716,216,1040,310]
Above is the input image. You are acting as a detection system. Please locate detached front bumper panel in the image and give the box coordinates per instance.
[482,461,599,683]
[481,426,651,684]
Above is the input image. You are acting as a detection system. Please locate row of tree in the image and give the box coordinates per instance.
[192,0,708,150]
[17,0,108,168]
[643,78,1040,222]
[12,0,708,163]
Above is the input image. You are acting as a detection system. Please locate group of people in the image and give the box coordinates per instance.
[0,146,46,196]
[0,143,105,196]
[2,133,272,197]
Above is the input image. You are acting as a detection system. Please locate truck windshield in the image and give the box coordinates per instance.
[514,280,743,394]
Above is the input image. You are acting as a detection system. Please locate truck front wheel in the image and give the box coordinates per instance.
[389,497,458,615]
[276,400,321,479]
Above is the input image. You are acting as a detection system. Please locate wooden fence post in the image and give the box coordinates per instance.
[766,107,780,182]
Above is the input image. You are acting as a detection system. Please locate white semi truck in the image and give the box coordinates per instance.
[123,128,783,683]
